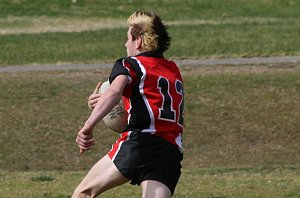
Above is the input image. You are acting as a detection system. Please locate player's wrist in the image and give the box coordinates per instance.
[84,120,96,131]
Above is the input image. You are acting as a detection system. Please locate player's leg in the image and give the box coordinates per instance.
[137,133,182,198]
[141,180,171,198]
[72,154,129,198]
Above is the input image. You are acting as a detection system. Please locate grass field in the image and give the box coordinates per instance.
[1,0,300,66]
[1,64,300,197]
[1,0,300,197]
[1,22,299,66]
[1,167,300,198]
[2,0,299,19]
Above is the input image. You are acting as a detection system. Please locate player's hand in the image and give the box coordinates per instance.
[76,125,95,154]
[88,82,102,110]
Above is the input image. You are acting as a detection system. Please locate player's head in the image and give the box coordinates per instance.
[127,11,171,54]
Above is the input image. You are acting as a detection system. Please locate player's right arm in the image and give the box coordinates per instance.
[76,75,128,153]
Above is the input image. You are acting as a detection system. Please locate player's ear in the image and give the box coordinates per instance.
[135,36,142,49]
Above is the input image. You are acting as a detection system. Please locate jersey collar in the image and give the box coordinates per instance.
[136,51,164,58]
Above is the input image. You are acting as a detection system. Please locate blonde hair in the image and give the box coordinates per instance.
[127,11,170,54]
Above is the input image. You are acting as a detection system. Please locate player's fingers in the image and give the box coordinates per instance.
[89,93,101,101]
[78,140,94,149]
[77,142,94,150]
[76,137,95,147]
[77,132,94,141]
[89,97,100,106]
[93,82,102,94]
[77,131,94,141]
[80,148,88,154]
[80,148,84,154]
[91,104,96,110]
[84,139,95,146]
[79,146,89,154]
[79,146,93,154]
[88,94,101,109]
[88,103,96,110]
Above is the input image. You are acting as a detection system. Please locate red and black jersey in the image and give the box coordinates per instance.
[109,52,184,150]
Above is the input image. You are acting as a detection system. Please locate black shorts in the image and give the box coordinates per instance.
[111,131,183,195]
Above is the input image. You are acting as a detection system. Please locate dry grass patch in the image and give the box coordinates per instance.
[0,16,127,35]
[1,16,294,35]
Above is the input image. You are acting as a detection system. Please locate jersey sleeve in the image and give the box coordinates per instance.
[109,58,138,87]
[109,58,131,84]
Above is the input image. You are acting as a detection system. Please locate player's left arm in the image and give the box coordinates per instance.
[76,75,128,153]
[85,75,128,128]
[87,82,102,110]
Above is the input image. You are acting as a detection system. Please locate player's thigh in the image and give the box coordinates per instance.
[73,155,129,197]
[141,180,171,198]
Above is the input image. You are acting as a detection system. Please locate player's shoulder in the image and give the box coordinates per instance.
[114,57,126,66]
[114,56,139,67]
[112,57,136,71]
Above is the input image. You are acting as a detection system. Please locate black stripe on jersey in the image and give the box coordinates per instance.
[125,57,143,79]
[109,58,130,83]
[124,57,152,131]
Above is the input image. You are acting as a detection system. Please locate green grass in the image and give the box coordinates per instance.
[0,0,300,66]
[1,1,300,197]
[1,167,300,197]
[1,0,300,20]
[0,69,114,171]
[1,64,300,171]
[0,30,126,66]
[1,65,300,196]
[1,20,300,66]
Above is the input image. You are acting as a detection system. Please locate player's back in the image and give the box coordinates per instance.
[124,54,184,148]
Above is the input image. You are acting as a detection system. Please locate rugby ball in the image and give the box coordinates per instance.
[99,81,128,133]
